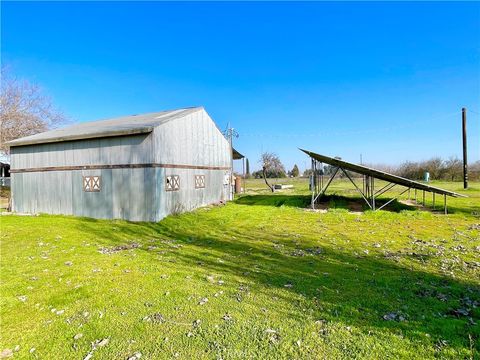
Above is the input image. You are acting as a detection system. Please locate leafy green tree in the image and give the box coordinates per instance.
[291,164,299,177]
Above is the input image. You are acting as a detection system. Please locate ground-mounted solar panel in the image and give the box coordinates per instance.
[300,149,466,213]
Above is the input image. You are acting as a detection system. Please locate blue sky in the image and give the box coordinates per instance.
[2,1,479,172]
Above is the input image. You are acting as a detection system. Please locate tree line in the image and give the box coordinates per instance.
[243,151,480,182]
[395,157,480,181]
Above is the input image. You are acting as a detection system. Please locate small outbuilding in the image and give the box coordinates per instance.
[0,160,10,187]
[7,107,242,221]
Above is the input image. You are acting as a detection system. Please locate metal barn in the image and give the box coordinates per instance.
[7,107,241,221]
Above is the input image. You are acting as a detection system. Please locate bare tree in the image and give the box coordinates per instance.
[0,66,67,153]
[422,157,445,180]
[471,160,480,181]
[260,152,286,192]
[444,157,462,181]
[393,156,475,181]
[397,161,422,180]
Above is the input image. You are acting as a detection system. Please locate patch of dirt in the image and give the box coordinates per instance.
[0,197,9,210]
[401,199,420,207]
[304,208,328,214]
[0,212,37,216]
[304,200,364,214]
[400,199,437,212]
[347,201,364,213]
[99,243,140,255]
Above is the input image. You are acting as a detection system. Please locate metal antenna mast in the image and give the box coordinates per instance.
[223,123,239,199]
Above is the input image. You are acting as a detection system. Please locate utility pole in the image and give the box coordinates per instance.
[360,153,363,165]
[462,108,468,189]
[224,124,239,199]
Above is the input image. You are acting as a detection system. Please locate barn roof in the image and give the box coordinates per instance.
[6,107,203,147]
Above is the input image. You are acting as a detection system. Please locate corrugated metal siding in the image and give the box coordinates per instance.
[11,133,153,168]
[154,168,228,221]
[150,108,232,221]
[12,169,157,221]
[153,109,230,168]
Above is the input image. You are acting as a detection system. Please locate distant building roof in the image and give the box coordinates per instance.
[7,107,202,147]
[0,152,10,165]
[232,148,244,160]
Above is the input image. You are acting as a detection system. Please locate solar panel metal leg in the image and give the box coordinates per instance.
[444,194,447,215]
[311,162,340,209]
[311,158,315,209]
[340,168,372,209]
[320,162,324,190]
[433,193,435,210]
[365,175,371,200]
[371,177,375,211]
[311,188,315,210]
[313,167,339,204]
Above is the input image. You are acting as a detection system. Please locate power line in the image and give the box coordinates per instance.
[240,111,459,139]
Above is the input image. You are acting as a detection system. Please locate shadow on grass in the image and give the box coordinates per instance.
[235,194,310,208]
[236,194,416,213]
[76,215,480,356]
[443,203,480,217]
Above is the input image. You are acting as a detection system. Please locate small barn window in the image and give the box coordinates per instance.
[195,175,205,189]
[83,176,101,192]
[166,175,180,191]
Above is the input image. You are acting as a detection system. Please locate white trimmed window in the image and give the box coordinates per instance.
[83,176,101,192]
[166,175,180,191]
[195,175,205,189]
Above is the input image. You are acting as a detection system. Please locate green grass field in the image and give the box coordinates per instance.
[1,179,479,359]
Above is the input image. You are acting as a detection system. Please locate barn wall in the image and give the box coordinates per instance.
[150,108,232,220]
[154,168,229,221]
[153,109,231,167]
[10,133,153,169]
[11,166,227,222]
[11,168,157,221]
[10,133,157,221]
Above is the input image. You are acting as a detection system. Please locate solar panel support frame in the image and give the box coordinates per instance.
[303,149,460,214]
[310,157,414,211]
